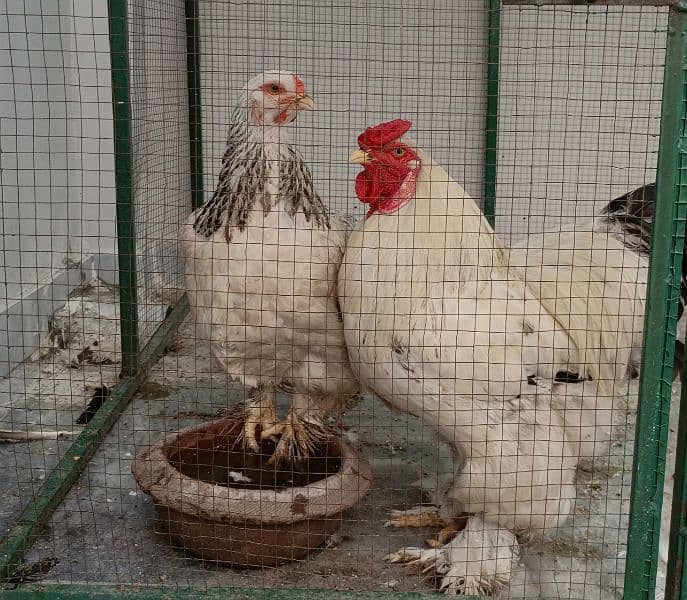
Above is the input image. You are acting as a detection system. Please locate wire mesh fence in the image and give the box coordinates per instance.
[0,0,686,598]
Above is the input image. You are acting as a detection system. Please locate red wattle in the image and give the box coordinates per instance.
[355,171,372,205]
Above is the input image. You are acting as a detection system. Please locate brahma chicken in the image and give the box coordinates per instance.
[338,119,675,594]
[180,71,358,463]
[510,182,685,383]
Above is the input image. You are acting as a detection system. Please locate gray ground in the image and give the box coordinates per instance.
[0,279,676,598]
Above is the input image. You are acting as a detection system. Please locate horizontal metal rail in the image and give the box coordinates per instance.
[503,0,682,7]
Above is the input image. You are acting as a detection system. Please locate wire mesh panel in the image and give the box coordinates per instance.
[199,0,490,216]
[496,8,670,596]
[497,6,667,241]
[0,0,123,572]
[129,0,191,343]
[0,0,686,598]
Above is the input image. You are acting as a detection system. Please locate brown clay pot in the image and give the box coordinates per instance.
[132,417,373,567]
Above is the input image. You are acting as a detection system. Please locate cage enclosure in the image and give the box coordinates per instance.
[0,0,686,598]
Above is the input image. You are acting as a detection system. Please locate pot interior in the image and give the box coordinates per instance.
[165,418,343,490]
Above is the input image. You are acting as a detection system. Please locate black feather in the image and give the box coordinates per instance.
[602,182,687,382]
[601,182,687,322]
[193,104,330,237]
[76,386,111,425]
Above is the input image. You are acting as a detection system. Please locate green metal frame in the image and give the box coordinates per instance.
[110,0,139,378]
[185,0,204,210]
[661,8,687,600]
[625,6,687,598]
[484,0,500,227]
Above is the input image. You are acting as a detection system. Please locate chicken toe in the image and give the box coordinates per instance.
[220,386,277,453]
[384,506,446,529]
[264,412,330,466]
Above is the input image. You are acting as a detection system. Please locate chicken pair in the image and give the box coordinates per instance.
[182,71,680,595]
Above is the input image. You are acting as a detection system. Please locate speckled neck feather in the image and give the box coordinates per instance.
[193,104,330,237]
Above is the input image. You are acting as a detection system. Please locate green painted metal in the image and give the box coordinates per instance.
[483,0,500,227]
[2,584,436,599]
[663,10,687,600]
[625,8,687,598]
[503,0,678,5]
[0,296,190,585]
[667,363,687,599]
[109,0,139,377]
[185,0,204,210]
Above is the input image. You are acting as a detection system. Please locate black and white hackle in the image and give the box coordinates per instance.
[602,182,687,378]
[193,88,329,237]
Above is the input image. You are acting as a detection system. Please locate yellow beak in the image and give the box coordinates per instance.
[295,94,315,111]
[349,149,371,165]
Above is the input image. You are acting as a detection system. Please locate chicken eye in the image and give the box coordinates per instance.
[393,147,405,157]
[268,84,281,94]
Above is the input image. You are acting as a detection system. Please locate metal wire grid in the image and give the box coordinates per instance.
[0,0,684,598]
[129,0,191,344]
[496,6,667,242]
[0,0,120,545]
[199,0,490,217]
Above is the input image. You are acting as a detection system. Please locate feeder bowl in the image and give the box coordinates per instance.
[132,417,373,567]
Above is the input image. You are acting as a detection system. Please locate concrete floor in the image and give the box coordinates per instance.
[0,281,675,598]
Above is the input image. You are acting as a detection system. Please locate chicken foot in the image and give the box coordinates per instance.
[220,385,277,452]
[385,506,446,529]
[384,514,519,596]
[262,413,330,466]
[385,506,466,548]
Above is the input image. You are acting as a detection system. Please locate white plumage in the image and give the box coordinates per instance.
[339,120,653,594]
[181,71,358,461]
[509,219,648,388]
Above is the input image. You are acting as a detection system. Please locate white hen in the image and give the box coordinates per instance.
[181,71,358,462]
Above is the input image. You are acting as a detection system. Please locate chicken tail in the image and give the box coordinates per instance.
[601,182,686,380]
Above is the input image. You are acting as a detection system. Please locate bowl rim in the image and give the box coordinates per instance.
[132,417,373,525]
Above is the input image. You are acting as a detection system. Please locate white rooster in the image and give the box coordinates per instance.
[339,119,659,594]
[180,71,358,463]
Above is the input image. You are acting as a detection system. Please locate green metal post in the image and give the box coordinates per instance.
[664,8,687,598]
[109,0,139,376]
[626,7,687,598]
[484,0,500,227]
[667,344,687,599]
[185,0,204,210]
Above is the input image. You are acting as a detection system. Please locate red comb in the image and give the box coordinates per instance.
[293,75,306,95]
[358,119,412,150]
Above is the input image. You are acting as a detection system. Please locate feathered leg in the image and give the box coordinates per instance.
[385,515,519,596]
[261,392,333,466]
[220,384,277,452]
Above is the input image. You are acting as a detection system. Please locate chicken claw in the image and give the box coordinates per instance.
[385,507,466,548]
[385,515,519,596]
[384,506,446,529]
[262,412,331,466]
[219,386,277,453]
[243,403,278,453]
